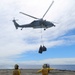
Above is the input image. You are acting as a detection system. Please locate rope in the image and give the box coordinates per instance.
[40,28,44,46]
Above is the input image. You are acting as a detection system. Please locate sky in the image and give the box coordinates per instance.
[0,0,75,69]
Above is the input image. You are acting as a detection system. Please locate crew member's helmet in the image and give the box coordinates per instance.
[43,64,50,68]
[14,64,19,69]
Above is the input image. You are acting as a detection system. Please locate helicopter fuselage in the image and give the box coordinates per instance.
[30,19,55,29]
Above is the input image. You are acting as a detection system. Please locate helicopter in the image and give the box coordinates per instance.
[13,1,55,30]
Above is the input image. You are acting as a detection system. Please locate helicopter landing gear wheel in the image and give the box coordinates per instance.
[44,28,46,30]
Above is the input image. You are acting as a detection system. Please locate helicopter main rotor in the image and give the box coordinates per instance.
[20,0,54,19]
[20,12,39,19]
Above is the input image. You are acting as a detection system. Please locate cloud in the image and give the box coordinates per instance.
[36,58,75,65]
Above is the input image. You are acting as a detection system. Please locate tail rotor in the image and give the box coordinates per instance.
[12,18,19,29]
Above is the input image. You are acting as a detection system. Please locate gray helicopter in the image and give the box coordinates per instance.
[13,1,55,30]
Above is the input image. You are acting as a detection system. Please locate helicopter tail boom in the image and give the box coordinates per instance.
[12,19,20,29]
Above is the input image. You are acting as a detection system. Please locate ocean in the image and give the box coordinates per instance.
[51,65,75,71]
[23,65,75,71]
[0,65,75,71]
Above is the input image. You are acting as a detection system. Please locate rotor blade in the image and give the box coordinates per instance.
[50,21,58,24]
[20,12,39,19]
[42,0,54,19]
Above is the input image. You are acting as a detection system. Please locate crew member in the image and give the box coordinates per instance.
[13,64,21,75]
[37,64,54,75]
